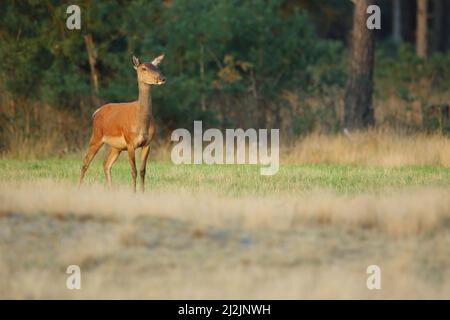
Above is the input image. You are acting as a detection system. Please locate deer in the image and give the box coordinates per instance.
[78,54,166,192]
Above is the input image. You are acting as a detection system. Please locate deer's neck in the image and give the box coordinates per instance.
[137,82,152,131]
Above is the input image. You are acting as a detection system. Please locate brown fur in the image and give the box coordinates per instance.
[91,102,156,149]
[78,54,165,192]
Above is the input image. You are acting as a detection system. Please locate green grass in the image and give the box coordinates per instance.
[1,157,450,195]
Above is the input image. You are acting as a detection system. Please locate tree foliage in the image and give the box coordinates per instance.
[0,0,344,131]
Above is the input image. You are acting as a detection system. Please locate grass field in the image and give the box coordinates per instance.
[2,158,450,195]
[1,133,450,299]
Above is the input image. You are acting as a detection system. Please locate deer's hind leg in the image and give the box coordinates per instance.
[78,135,104,188]
[139,145,150,193]
[127,145,137,193]
[103,147,121,190]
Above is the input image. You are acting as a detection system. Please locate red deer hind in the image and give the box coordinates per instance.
[78,54,166,192]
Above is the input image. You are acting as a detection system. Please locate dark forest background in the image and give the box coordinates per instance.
[0,0,449,157]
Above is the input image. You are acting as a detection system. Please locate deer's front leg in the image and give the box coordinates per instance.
[127,145,137,193]
[140,145,150,193]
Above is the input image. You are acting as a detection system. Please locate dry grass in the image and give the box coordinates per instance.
[0,182,450,299]
[284,130,450,166]
[1,182,450,237]
[131,130,450,167]
[3,127,450,168]
[152,130,450,167]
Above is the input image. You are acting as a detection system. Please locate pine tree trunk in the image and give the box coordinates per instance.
[444,0,450,52]
[344,0,375,130]
[432,0,444,52]
[392,0,402,44]
[84,34,100,108]
[416,0,427,58]
[402,0,415,43]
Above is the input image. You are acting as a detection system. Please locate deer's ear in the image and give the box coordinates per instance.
[132,55,140,70]
[151,54,164,67]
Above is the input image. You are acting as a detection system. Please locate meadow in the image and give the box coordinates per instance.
[1,0,449,301]
[1,132,450,299]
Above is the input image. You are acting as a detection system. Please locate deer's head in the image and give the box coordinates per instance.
[132,54,166,85]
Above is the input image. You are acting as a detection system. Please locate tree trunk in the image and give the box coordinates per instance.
[402,0,415,43]
[444,0,450,52]
[199,44,206,112]
[432,0,444,52]
[416,0,427,58]
[84,34,100,108]
[392,0,402,44]
[344,0,375,130]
